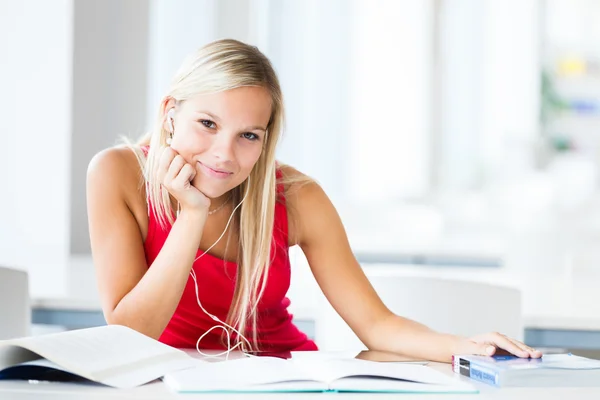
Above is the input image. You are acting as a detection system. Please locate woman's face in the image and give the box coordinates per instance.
[167,86,272,199]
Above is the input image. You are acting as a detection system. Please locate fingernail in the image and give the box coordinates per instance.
[486,346,495,355]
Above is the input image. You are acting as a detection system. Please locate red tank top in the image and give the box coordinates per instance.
[143,166,317,352]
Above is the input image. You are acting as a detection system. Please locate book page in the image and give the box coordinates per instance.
[355,350,429,364]
[0,346,40,370]
[318,359,476,393]
[0,325,198,388]
[302,358,464,386]
[163,356,322,392]
[0,358,93,384]
[331,376,477,393]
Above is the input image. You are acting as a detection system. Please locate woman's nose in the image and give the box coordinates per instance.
[211,134,235,161]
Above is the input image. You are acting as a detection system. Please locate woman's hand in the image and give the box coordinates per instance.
[157,147,211,214]
[453,332,543,358]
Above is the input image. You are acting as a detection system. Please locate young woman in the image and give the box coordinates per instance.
[87,39,541,362]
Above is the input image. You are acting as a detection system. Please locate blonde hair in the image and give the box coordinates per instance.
[128,39,294,350]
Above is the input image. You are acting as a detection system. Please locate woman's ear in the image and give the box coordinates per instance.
[161,97,178,133]
[166,108,175,133]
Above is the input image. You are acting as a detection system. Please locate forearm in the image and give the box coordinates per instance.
[365,314,459,363]
[108,210,206,339]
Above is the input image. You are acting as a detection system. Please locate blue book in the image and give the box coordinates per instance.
[452,353,600,387]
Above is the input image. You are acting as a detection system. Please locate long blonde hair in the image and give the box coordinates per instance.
[130,39,287,350]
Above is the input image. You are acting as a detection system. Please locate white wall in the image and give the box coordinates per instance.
[146,0,219,126]
[0,0,151,296]
[0,0,73,296]
[481,0,540,180]
[349,0,434,202]
[70,0,150,254]
[438,0,541,190]
[437,0,485,190]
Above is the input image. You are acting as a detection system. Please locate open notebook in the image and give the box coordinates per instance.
[163,356,478,393]
[0,325,199,388]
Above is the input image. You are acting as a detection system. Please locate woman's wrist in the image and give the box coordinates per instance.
[421,332,462,363]
[177,207,208,221]
[174,208,208,243]
[374,316,457,363]
[441,333,465,361]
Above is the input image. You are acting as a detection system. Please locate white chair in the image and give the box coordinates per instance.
[0,266,30,339]
[314,268,522,351]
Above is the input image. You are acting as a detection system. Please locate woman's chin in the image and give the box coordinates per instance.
[193,183,227,199]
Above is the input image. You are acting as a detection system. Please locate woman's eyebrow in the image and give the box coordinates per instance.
[195,111,222,122]
[195,111,266,132]
[243,125,267,132]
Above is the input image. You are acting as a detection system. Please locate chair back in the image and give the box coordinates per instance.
[315,269,522,351]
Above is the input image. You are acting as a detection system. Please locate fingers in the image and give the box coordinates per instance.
[165,155,186,186]
[152,147,208,213]
[172,163,196,191]
[157,146,177,184]
[483,333,543,359]
[158,148,196,192]
[505,336,543,358]
[467,342,497,356]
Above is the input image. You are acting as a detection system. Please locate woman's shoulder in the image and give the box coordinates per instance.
[88,145,143,180]
[87,145,146,202]
[277,164,319,203]
[277,163,332,246]
[277,163,314,190]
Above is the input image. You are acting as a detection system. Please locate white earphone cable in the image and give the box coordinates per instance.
[188,176,255,361]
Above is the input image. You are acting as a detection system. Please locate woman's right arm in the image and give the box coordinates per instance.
[86,148,207,339]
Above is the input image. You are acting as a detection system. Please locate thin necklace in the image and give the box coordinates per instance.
[175,194,231,218]
[208,195,231,216]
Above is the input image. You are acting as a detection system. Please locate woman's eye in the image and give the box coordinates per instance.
[242,132,259,141]
[200,119,216,129]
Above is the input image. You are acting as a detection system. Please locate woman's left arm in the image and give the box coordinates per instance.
[285,169,541,363]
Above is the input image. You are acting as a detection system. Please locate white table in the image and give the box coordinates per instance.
[2,351,600,399]
[3,377,599,399]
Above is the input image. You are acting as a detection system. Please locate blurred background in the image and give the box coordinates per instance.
[2,0,600,355]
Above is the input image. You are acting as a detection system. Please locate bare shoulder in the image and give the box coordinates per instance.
[87,146,147,215]
[87,146,144,194]
[278,164,339,247]
[278,164,321,204]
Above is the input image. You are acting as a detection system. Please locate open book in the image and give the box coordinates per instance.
[0,325,199,388]
[163,356,478,393]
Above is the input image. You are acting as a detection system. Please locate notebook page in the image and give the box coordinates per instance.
[163,356,321,392]
[2,325,197,388]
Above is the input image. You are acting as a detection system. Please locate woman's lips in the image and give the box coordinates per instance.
[198,162,233,179]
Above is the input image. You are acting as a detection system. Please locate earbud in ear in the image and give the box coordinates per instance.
[166,108,175,132]
[166,108,175,145]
